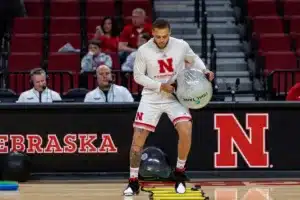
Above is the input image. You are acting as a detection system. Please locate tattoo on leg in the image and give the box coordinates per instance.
[130,145,142,168]
[135,128,145,133]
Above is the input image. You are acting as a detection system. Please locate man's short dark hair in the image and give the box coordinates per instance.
[88,39,101,48]
[152,19,170,30]
[30,68,46,77]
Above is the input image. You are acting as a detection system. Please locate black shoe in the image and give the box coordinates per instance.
[173,168,187,194]
[172,168,190,181]
[123,178,140,196]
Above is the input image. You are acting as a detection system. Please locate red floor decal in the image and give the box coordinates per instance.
[141,180,300,187]
[244,181,300,186]
[141,181,245,187]
[197,181,245,186]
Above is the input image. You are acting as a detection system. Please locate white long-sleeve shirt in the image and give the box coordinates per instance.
[16,88,62,103]
[84,84,134,102]
[121,51,136,72]
[133,37,206,103]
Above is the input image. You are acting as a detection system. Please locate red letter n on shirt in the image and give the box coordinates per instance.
[158,58,174,73]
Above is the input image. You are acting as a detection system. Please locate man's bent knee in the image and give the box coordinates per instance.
[175,121,192,134]
[134,127,150,135]
[131,128,150,147]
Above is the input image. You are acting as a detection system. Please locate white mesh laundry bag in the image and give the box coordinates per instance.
[175,67,213,109]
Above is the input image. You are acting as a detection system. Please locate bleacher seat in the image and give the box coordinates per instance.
[247,0,300,97]
[290,33,300,51]
[10,34,43,53]
[8,53,42,72]
[47,53,81,72]
[86,0,115,17]
[50,0,80,17]
[87,17,104,34]
[87,33,95,40]
[7,52,41,93]
[49,34,81,52]
[284,0,300,16]
[47,72,74,94]
[247,0,277,18]
[128,77,142,95]
[262,51,297,73]
[63,88,89,102]
[12,18,43,34]
[252,16,284,34]
[257,34,291,52]
[8,73,31,94]
[48,53,80,91]
[287,16,300,33]
[270,71,300,94]
[122,0,152,19]
[24,0,44,17]
[50,17,81,34]
[0,89,18,103]
[106,52,120,70]
[87,73,96,90]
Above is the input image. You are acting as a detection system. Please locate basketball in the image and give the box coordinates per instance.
[175,67,213,109]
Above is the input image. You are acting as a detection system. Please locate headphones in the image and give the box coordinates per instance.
[29,68,49,88]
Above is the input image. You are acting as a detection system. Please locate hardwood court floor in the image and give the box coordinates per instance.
[2,180,300,200]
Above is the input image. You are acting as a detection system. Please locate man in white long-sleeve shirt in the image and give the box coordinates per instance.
[84,65,134,102]
[16,68,62,103]
[123,19,214,196]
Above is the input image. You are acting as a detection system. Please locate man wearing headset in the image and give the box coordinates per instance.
[84,65,134,102]
[16,68,62,103]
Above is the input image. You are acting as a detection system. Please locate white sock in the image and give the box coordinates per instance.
[130,167,139,178]
[176,158,186,169]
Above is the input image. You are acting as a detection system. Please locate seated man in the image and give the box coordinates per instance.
[84,65,134,102]
[81,39,112,73]
[118,8,152,64]
[121,33,151,72]
[286,83,300,101]
[16,68,62,103]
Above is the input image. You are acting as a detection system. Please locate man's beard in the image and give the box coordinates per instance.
[154,39,169,49]
[35,85,46,92]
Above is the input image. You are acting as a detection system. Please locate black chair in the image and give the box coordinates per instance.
[0,88,18,102]
[62,88,89,102]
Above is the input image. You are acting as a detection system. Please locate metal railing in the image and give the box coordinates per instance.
[200,0,208,64]
[0,16,12,88]
[208,34,265,101]
[79,0,88,59]
[150,0,157,21]
[210,34,217,94]
[266,69,300,100]
[194,0,200,28]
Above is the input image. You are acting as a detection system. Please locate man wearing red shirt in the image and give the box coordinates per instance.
[286,83,300,101]
[119,8,152,63]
